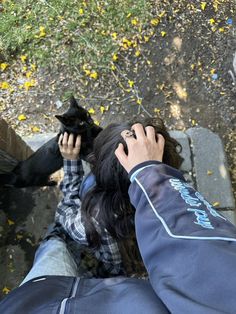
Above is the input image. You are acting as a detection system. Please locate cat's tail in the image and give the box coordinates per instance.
[0,173,17,186]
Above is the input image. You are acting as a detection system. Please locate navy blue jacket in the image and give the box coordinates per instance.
[1,161,236,313]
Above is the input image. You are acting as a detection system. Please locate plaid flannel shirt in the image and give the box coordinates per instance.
[55,159,123,275]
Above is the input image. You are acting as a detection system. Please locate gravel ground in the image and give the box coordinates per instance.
[1,1,235,196]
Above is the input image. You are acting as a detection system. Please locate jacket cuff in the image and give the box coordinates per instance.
[129,161,162,182]
[129,161,185,182]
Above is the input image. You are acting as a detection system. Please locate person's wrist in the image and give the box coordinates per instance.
[128,160,162,181]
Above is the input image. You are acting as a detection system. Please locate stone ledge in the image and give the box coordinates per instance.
[186,127,235,211]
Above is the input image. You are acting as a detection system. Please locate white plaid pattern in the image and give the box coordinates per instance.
[56,159,123,275]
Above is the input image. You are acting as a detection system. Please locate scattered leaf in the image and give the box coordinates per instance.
[89,71,98,79]
[18,114,27,121]
[136,99,142,105]
[31,126,40,133]
[20,55,27,63]
[7,219,15,226]
[0,82,10,89]
[128,80,134,88]
[209,18,215,25]
[150,18,159,26]
[2,287,10,295]
[112,54,118,61]
[88,108,95,114]
[111,32,117,40]
[131,18,138,26]
[0,63,8,71]
[200,2,207,10]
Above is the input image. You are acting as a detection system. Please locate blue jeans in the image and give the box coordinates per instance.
[20,238,79,285]
[21,172,96,285]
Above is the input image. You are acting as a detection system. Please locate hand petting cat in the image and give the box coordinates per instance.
[58,132,81,160]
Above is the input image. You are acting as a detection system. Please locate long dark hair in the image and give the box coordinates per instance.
[81,117,183,249]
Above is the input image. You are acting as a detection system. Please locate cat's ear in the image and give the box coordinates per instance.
[69,96,79,109]
[55,115,70,126]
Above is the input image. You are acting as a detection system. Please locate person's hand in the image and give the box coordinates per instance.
[115,123,165,173]
[58,132,81,160]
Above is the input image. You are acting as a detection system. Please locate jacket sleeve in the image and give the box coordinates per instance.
[129,161,236,314]
[55,159,88,245]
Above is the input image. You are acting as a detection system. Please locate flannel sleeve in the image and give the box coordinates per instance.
[55,159,123,274]
[55,159,88,245]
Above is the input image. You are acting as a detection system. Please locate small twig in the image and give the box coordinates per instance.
[39,0,60,15]
[228,70,236,85]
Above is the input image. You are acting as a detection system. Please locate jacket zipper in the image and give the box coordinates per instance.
[59,278,80,314]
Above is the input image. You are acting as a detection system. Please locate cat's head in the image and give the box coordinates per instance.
[55,96,95,134]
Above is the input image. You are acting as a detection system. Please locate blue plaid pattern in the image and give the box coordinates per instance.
[55,159,123,275]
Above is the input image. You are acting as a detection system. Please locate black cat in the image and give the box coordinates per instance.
[0,96,102,187]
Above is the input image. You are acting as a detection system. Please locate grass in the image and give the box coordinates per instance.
[0,0,154,74]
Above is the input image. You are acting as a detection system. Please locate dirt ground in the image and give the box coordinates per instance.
[1,1,235,194]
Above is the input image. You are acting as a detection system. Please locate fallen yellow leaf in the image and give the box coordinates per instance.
[88,108,95,114]
[100,106,105,114]
[89,71,98,79]
[200,2,207,10]
[2,287,10,294]
[209,18,215,25]
[112,54,118,61]
[8,219,15,226]
[111,64,116,71]
[128,80,134,88]
[150,18,159,26]
[32,126,40,133]
[18,114,27,121]
[111,32,117,40]
[131,18,138,26]
[20,55,27,63]
[0,82,10,89]
[0,63,8,71]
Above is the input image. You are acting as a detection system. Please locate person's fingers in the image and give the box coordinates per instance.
[58,134,63,146]
[75,135,81,148]
[145,126,156,142]
[115,143,127,165]
[157,133,165,148]
[62,132,68,146]
[131,123,146,140]
[121,130,136,144]
[68,133,74,147]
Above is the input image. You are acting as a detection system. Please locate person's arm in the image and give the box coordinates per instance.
[56,133,123,273]
[115,124,236,313]
[130,162,236,313]
[55,158,88,244]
